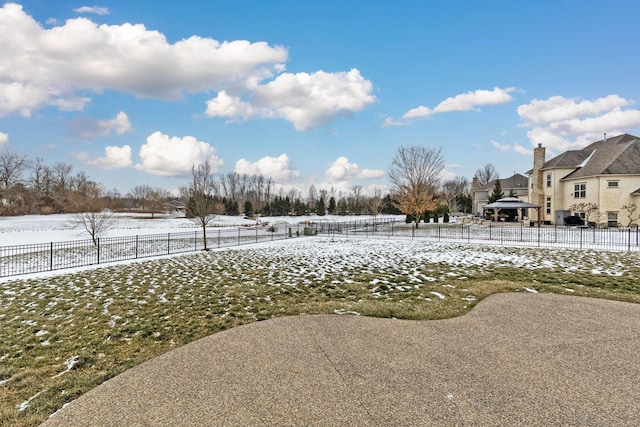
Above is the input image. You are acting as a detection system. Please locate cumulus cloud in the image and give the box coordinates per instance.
[403,87,516,120]
[234,154,300,182]
[489,139,533,156]
[67,111,132,138]
[136,131,224,177]
[380,117,407,128]
[0,131,8,147]
[86,145,133,169]
[206,69,376,130]
[517,94,640,151]
[74,6,110,15]
[0,3,287,116]
[325,157,384,182]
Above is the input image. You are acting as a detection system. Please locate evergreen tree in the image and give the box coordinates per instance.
[328,196,336,215]
[244,200,253,216]
[316,196,326,216]
[488,179,504,203]
[337,198,348,215]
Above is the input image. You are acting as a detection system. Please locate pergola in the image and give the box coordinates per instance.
[483,197,542,225]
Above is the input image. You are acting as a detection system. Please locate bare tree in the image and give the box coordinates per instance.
[74,185,113,245]
[129,185,169,217]
[0,150,29,189]
[182,161,221,250]
[474,163,498,186]
[442,176,470,211]
[76,209,114,245]
[570,202,603,226]
[365,186,386,225]
[388,146,444,227]
[621,203,640,227]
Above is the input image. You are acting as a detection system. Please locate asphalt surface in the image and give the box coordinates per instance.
[42,293,640,426]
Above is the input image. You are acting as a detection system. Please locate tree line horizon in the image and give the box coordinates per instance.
[0,147,506,220]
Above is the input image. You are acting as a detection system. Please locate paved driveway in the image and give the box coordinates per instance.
[42,293,640,426]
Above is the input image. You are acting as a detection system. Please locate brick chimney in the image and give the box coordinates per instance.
[530,143,546,222]
[471,176,479,216]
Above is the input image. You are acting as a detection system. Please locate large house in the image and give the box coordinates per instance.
[471,173,528,217]
[527,134,640,226]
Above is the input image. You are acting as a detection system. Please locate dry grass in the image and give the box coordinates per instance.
[1,237,639,426]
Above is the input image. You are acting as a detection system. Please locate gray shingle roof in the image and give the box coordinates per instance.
[540,134,640,179]
[476,173,528,191]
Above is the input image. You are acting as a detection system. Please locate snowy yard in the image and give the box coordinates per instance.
[1,214,639,426]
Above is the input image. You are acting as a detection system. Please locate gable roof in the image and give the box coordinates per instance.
[476,173,528,191]
[539,134,640,180]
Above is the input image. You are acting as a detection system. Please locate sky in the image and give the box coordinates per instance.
[1,0,640,197]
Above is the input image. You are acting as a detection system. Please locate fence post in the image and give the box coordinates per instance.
[256,226,258,243]
[97,238,100,264]
[218,229,221,248]
[238,228,240,245]
[167,233,170,255]
[194,231,197,251]
[50,242,53,271]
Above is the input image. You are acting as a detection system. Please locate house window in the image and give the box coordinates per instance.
[546,174,552,188]
[607,212,618,227]
[573,183,586,198]
[546,196,551,215]
[607,181,619,188]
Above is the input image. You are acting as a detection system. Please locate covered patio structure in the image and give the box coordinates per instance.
[483,197,542,225]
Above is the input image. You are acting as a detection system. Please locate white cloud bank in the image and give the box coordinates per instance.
[206,69,375,131]
[73,6,110,15]
[0,131,8,147]
[0,3,374,129]
[136,132,224,177]
[235,154,300,182]
[86,145,133,169]
[325,157,384,182]
[518,94,640,151]
[67,111,132,138]
[402,87,516,120]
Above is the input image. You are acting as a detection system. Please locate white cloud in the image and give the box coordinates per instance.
[86,145,133,169]
[206,69,376,130]
[517,94,640,151]
[0,3,287,117]
[234,154,300,182]
[403,87,516,120]
[491,140,511,151]
[325,156,384,182]
[136,131,224,177]
[74,6,110,15]
[517,95,630,125]
[67,111,132,138]
[380,117,408,128]
[205,91,255,122]
[0,131,8,147]
[513,144,533,156]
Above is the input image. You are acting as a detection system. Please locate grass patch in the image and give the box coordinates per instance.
[1,237,639,426]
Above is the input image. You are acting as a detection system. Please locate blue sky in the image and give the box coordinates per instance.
[1,0,639,196]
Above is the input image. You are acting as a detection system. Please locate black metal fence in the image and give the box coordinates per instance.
[0,224,306,278]
[315,219,640,252]
[3,219,638,278]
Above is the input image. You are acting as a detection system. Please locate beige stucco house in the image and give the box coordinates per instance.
[471,173,529,217]
[528,134,640,226]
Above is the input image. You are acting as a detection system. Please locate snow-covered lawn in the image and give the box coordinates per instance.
[0,213,639,426]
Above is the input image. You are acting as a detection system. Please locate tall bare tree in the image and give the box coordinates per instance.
[0,150,28,189]
[442,176,470,211]
[182,161,221,250]
[388,146,444,227]
[474,163,498,186]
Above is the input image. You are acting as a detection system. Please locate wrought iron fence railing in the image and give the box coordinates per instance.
[2,219,638,278]
[315,220,640,252]
[0,224,305,278]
